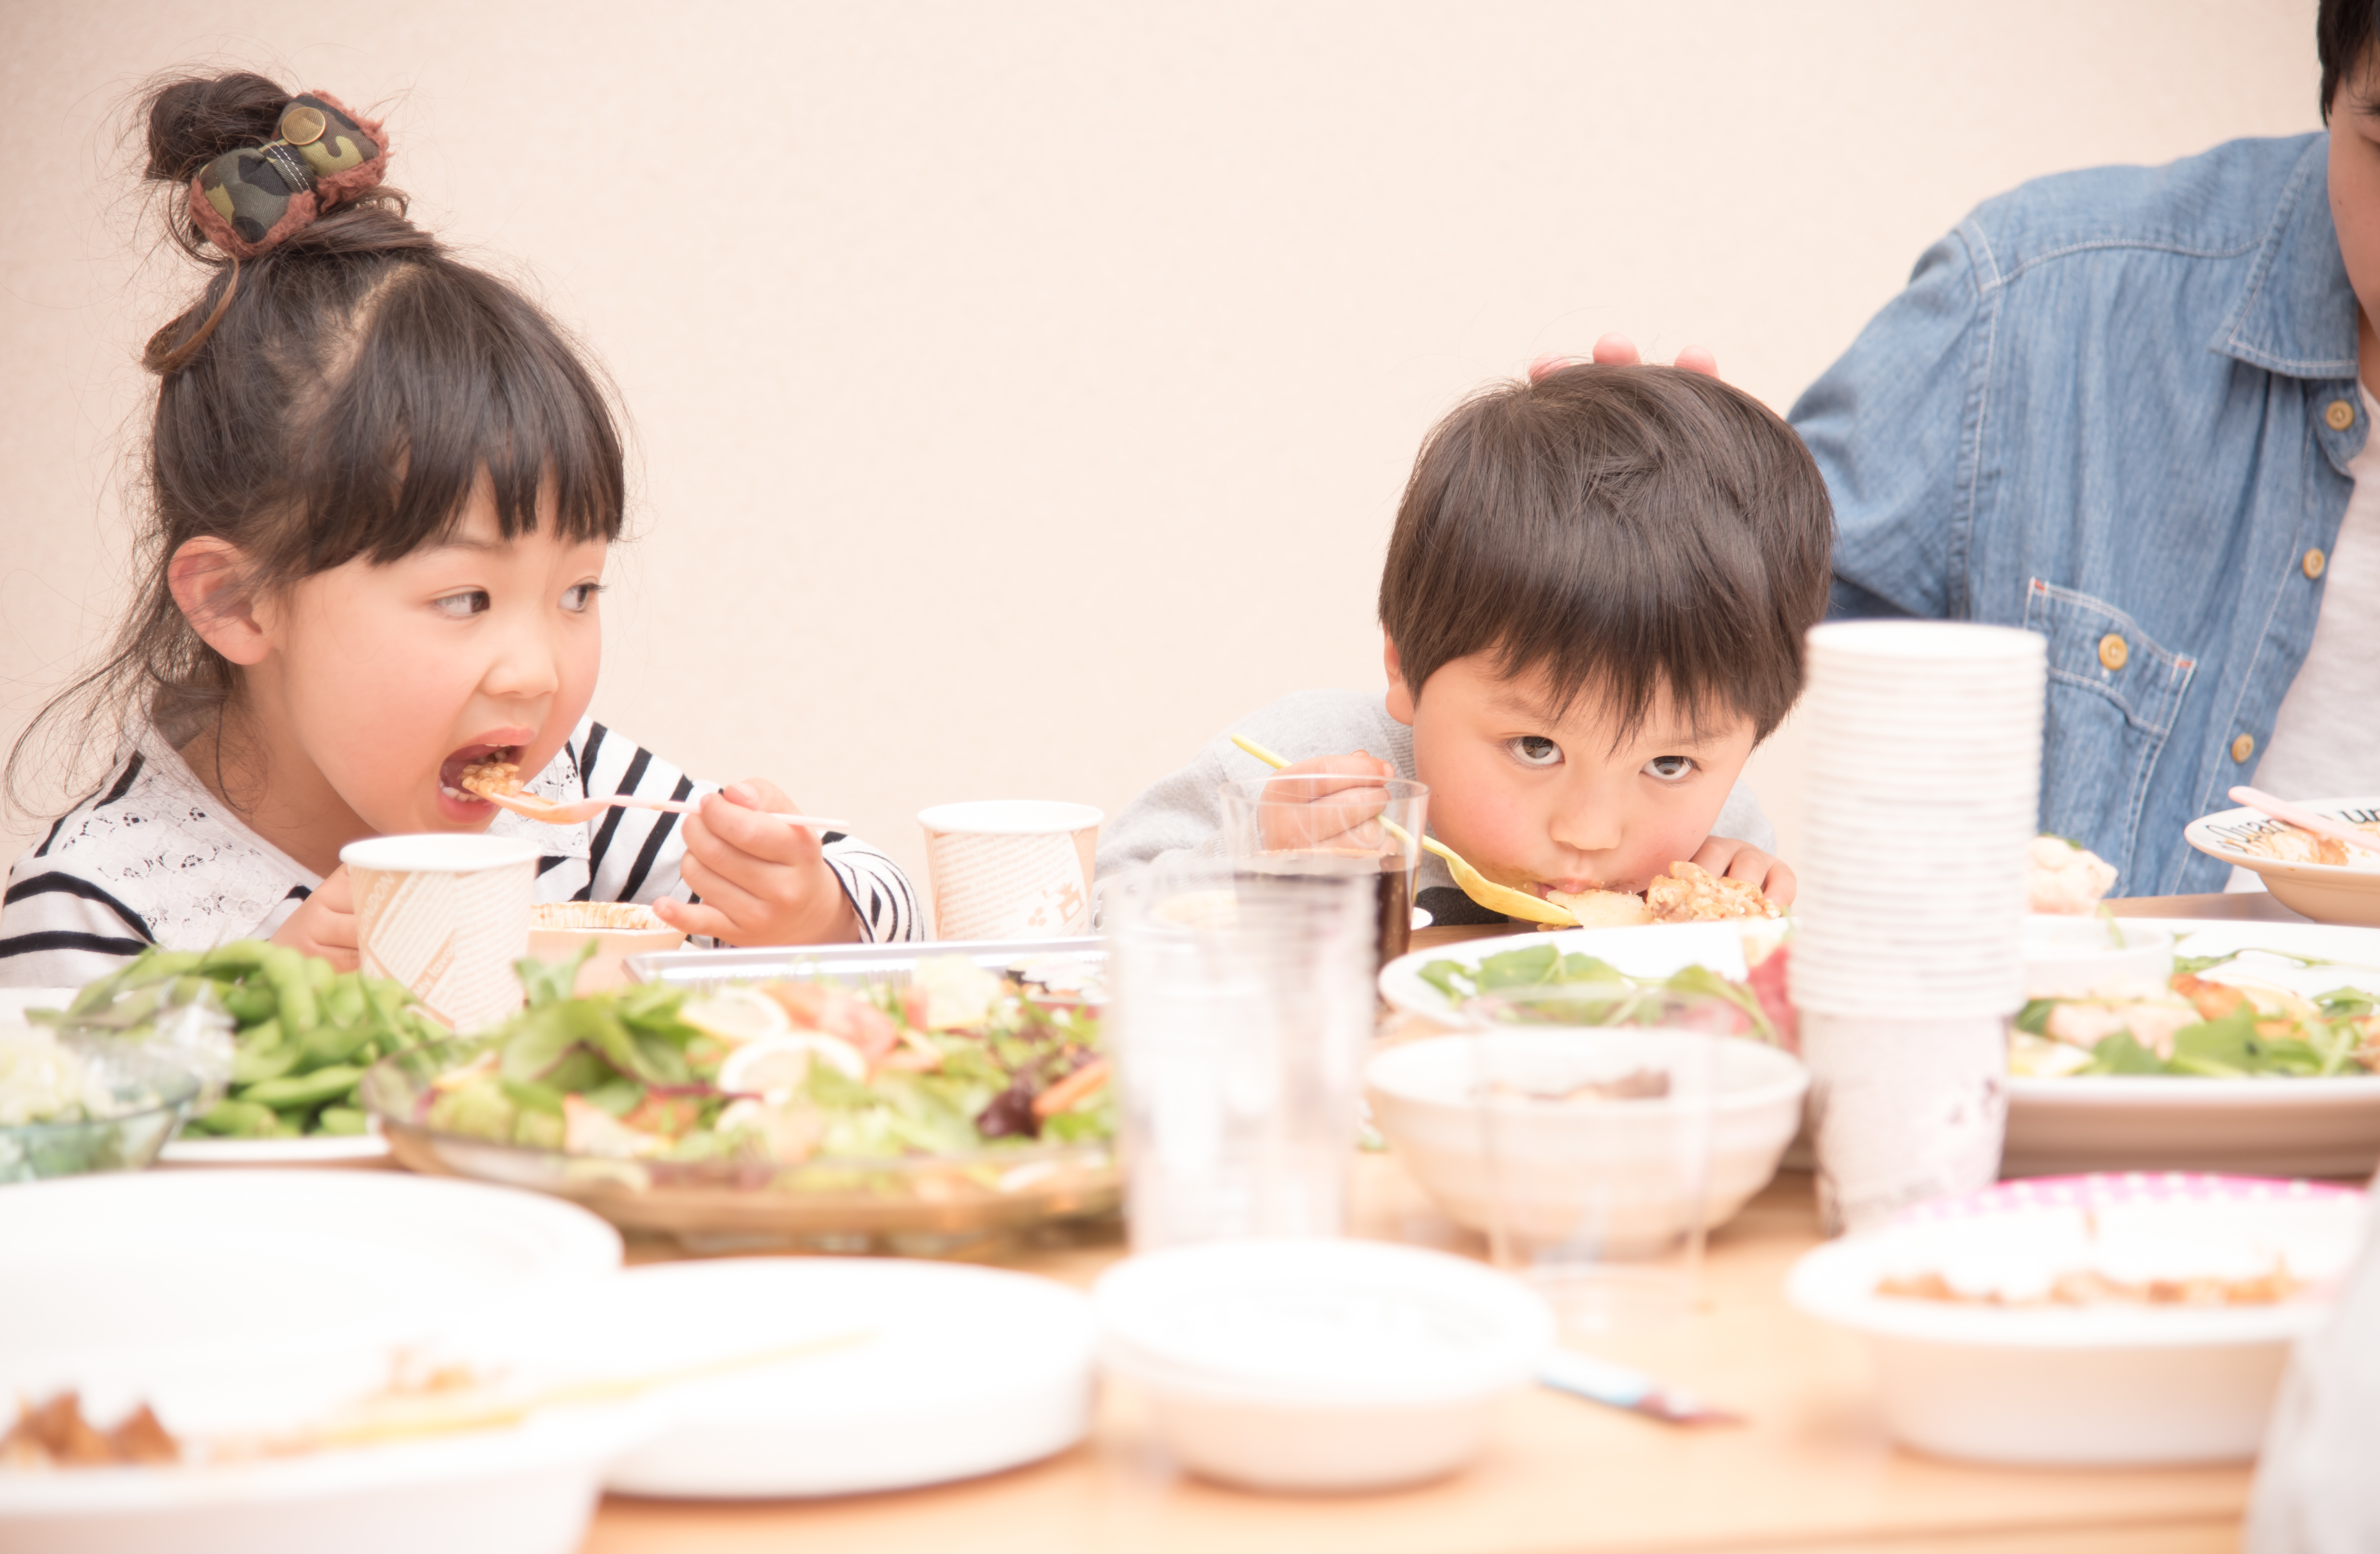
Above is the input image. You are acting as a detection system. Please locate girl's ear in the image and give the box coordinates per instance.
[1383,634,1418,725]
[168,537,272,666]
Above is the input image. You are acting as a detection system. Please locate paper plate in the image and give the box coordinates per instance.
[2185,797,2380,925]
[1787,1173,2364,1464]
[499,1258,1096,1498]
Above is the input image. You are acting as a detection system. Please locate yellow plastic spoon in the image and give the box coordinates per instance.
[1229,734,1578,927]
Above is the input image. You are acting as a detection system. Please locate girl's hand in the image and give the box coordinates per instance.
[654,781,860,946]
[272,866,360,971]
[1255,752,1396,850]
[1689,836,1796,908]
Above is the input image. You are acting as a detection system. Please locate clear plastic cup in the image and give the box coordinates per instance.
[1460,986,1754,1335]
[1105,860,1376,1252]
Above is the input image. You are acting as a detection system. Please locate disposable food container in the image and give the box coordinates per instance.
[1093,1239,1553,1491]
[1786,1173,2364,1464]
[2021,915,2174,1000]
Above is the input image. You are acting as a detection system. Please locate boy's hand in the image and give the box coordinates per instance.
[272,866,359,971]
[1254,752,1396,851]
[654,781,860,946]
[1529,333,1719,382]
[1688,836,1796,908]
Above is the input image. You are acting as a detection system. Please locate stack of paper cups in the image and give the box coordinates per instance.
[1792,621,2045,1233]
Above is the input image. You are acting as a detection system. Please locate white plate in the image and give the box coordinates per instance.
[0,1170,620,1402]
[2185,797,2380,925]
[1380,922,1774,1023]
[0,1171,626,1554]
[1386,919,2380,1179]
[497,1258,1094,1498]
[157,1133,389,1166]
[1787,1173,2364,1464]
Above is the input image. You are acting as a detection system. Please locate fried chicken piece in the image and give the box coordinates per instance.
[1643,861,1781,923]
[2028,835,2119,913]
[1,1392,181,1468]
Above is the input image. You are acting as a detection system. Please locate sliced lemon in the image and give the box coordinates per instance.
[718,1032,868,1099]
[679,985,790,1046]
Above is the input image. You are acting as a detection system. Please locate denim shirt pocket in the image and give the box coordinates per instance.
[2021,580,2197,874]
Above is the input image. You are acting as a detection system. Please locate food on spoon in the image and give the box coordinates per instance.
[457,756,524,799]
[1543,887,1652,927]
[2028,835,2120,914]
[2,1393,180,1468]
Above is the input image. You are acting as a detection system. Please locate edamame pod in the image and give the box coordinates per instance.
[193,1098,280,1138]
[300,1019,373,1067]
[198,940,273,974]
[316,1107,368,1136]
[266,957,319,1034]
[237,1065,365,1110]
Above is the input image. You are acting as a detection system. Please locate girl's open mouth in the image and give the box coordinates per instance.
[438,744,522,804]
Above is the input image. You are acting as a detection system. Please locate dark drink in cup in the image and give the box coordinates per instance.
[1236,847,1413,969]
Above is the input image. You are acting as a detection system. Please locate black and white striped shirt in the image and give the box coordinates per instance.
[0,717,921,988]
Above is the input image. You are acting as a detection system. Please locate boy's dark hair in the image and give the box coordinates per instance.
[9,71,626,811]
[2321,0,2380,119]
[1378,364,1832,743]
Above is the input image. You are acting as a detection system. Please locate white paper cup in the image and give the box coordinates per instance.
[917,801,1103,941]
[1800,1010,2009,1233]
[340,834,538,1032]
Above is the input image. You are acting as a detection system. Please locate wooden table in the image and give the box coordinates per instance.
[583,894,2279,1554]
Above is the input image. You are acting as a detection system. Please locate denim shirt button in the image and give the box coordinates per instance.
[2232,732,2257,764]
[2096,634,2129,672]
[2327,399,2358,432]
[2305,547,2329,580]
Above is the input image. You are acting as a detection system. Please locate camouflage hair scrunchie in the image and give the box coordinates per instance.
[186,92,391,259]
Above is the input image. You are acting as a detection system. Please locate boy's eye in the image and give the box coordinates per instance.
[1508,736,1563,768]
[431,590,490,620]
[561,582,604,612]
[1643,755,1696,782]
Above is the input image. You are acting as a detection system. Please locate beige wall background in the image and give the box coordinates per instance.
[0,1,2322,920]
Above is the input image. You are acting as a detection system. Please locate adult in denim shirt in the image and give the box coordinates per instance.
[1794,7,2380,896]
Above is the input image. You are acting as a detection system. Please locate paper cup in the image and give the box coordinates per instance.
[340,834,539,1032]
[917,801,1103,941]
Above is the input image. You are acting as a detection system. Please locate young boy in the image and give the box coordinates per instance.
[1098,363,1832,926]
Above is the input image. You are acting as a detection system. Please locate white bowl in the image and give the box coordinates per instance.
[2022,915,2175,999]
[1365,1030,1809,1256]
[1093,1239,1552,1492]
[2185,797,2380,925]
[1787,1173,2364,1465]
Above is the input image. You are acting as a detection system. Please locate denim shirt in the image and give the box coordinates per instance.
[1795,133,2365,896]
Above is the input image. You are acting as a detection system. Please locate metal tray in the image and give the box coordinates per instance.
[625,936,1107,993]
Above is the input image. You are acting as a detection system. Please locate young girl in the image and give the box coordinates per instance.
[0,73,920,989]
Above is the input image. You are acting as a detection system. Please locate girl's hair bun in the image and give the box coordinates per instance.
[142,72,403,260]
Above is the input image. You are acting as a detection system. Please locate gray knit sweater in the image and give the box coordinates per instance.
[1096,688,1775,926]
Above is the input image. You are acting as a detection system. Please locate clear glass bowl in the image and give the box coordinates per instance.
[360,1040,1120,1257]
[0,1040,201,1184]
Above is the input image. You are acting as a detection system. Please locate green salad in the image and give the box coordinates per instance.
[404,949,1112,1163]
[1416,941,1788,1046]
[2012,948,2380,1079]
